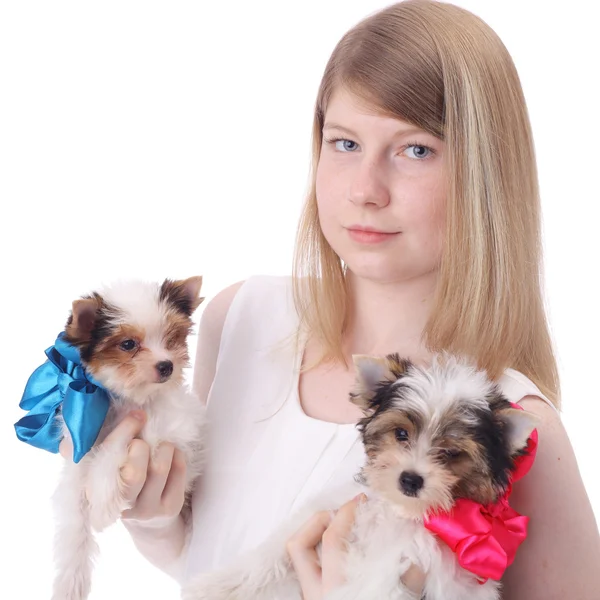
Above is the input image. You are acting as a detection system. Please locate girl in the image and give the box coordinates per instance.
[61,1,600,598]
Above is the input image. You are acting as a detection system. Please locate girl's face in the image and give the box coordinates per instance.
[316,87,448,285]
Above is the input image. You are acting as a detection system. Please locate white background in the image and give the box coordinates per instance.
[1,1,598,598]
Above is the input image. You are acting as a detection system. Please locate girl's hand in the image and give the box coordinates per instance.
[285,492,427,600]
[286,494,365,600]
[400,563,426,598]
[59,411,188,527]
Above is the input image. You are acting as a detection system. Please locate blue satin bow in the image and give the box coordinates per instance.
[14,332,110,463]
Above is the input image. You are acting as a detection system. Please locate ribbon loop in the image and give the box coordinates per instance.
[14,332,109,463]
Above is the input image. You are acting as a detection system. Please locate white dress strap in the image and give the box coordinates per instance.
[499,368,559,415]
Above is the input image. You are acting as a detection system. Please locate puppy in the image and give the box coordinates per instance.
[48,277,206,600]
[181,353,537,600]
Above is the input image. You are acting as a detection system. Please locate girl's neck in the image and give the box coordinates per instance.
[343,270,438,362]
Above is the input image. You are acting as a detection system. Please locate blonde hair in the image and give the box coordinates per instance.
[292,0,560,407]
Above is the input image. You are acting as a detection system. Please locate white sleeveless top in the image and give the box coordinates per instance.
[182,275,556,583]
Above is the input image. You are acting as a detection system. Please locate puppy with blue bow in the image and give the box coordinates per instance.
[15,277,206,600]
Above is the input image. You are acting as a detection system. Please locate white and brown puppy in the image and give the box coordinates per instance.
[182,353,537,600]
[52,277,206,600]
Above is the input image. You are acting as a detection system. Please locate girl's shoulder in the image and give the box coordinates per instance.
[191,275,296,404]
[198,275,293,341]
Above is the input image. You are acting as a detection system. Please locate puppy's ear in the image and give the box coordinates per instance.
[350,353,411,411]
[66,296,101,343]
[160,276,204,316]
[497,406,540,455]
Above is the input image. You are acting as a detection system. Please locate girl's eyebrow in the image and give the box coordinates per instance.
[323,121,431,140]
[322,123,359,137]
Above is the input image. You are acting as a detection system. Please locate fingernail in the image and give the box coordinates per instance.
[130,410,146,421]
[355,493,367,504]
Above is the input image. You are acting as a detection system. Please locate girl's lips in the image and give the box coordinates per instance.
[346,226,400,244]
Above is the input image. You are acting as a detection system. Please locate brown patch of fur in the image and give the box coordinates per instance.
[362,412,417,457]
[438,441,497,504]
[65,296,102,343]
[164,313,193,351]
[367,431,408,461]
[451,473,497,505]
[386,353,411,378]
[86,324,146,387]
[431,407,502,505]
[419,464,460,516]
[92,324,145,355]
[162,309,194,371]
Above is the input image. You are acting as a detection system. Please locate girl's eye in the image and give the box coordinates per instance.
[325,137,359,153]
[404,144,434,160]
[395,428,409,442]
[337,139,358,152]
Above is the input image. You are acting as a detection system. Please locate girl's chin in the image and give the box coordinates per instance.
[347,269,440,289]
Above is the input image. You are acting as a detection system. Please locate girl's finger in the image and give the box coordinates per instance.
[160,447,187,516]
[322,494,364,550]
[102,411,146,447]
[401,563,426,596]
[132,442,175,514]
[287,511,332,600]
[119,438,150,504]
[321,494,365,592]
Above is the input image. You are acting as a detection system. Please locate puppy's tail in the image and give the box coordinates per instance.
[51,462,98,600]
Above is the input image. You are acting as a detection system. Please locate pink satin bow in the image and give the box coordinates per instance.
[424,406,538,583]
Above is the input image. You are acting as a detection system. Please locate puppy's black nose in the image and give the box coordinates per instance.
[399,471,424,497]
[156,360,173,380]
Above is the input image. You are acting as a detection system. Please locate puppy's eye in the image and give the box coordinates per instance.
[395,428,409,442]
[119,339,137,351]
[441,448,461,459]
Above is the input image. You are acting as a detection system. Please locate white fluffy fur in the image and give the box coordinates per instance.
[389,353,492,420]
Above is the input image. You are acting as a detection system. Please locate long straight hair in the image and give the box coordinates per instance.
[292,0,560,406]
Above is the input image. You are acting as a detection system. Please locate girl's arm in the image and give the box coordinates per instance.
[192,280,244,405]
[121,280,244,577]
[502,397,600,599]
